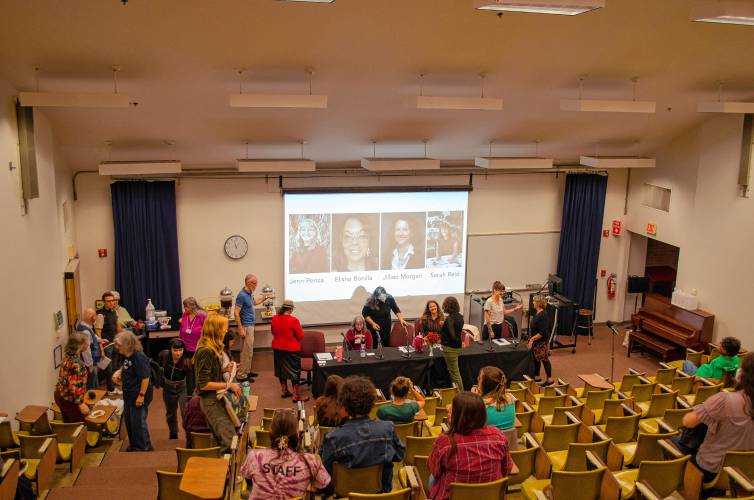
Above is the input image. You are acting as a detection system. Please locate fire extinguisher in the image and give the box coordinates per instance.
[607,273,617,299]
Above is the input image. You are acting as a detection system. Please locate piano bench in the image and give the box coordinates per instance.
[628,331,683,362]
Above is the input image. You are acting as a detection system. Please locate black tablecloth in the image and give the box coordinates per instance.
[311,342,535,397]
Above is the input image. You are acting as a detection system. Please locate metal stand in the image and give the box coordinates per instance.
[400,324,413,359]
[375,332,385,360]
[341,334,352,363]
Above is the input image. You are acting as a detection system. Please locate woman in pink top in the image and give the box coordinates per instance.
[681,352,754,486]
[179,297,206,358]
[241,409,330,500]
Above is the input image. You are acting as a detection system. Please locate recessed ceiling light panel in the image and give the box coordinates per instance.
[98,161,182,176]
[20,91,135,108]
[698,101,754,113]
[474,157,553,169]
[580,156,655,169]
[692,1,754,25]
[361,158,441,171]
[237,159,316,172]
[229,93,327,108]
[561,98,656,113]
[415,95,503,111]
[473,0,604,15]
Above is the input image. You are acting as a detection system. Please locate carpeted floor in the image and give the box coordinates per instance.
[44,323,662,499]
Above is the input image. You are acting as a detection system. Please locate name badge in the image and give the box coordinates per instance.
[186,328,192,335]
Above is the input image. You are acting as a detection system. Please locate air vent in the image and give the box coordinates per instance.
[642,183,671,212]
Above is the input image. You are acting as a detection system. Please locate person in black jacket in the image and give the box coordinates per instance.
[440,296,465,391]
[362,287,409,347]
[158,338,192,439]
[527,294,554,386]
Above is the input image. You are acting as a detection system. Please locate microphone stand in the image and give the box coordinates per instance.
[401,324,413,359]
[375,330,385,360]
[605,321,622,383]
[486,324,495,352]
[340,332,352,363]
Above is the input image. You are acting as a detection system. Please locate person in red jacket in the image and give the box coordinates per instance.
[271,299,308,402]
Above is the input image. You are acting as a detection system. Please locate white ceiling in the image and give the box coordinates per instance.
[1,0,753,171]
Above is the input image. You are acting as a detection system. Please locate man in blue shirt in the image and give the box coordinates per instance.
[77,307,104,390]
[234,274,268,380]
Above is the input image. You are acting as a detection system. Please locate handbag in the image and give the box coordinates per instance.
[677,423,708,455]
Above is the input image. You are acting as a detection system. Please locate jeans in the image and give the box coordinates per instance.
[683,360,699,375]
[124,398,152,451]
[163,379,187,437]
[443,346,464,391]
[482,323,503,341]
[103,344,122,392]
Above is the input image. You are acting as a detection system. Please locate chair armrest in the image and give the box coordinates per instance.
[553,388,565,397]
[441,423,449,433]
[523,375,534,382]
[72,425,84,438]
[686,348,701,355]
[635,480,663,500]
[376,388,386,401]
[656,419,675,433]
[620,403,638,416]
[590,425,609,441]
[522,432,540,449]
[0,458,15,479]
[638,376,653,385]
[726,466,754,495]
[565,411,581,425]
[557,378,568,386]
[616,390,630,400]
[697,376,716,387]
[38,437,53,455]
[585,450,606,470]
[567,395,581,407]
[521,402,534,413]
[0,416,6,424]
[628,368,643,375]
[534,491,550,500]
[657,439,683,459]
[677,369,693,378]
[659,362,673,370]
[658,384,674,394]
[676,397,690,409]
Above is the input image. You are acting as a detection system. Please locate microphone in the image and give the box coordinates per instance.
[401,323,413,359]
[340,332,352,362]
[605,320,621,336]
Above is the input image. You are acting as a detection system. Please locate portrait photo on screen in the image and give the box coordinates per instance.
[289,214,331,274]
[380,212,427,271]
[331,213,380,272]
[426,210,464,268]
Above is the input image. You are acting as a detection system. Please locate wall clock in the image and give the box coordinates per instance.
[224,235,248,260]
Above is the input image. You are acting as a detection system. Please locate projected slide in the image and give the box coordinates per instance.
[285,191,468,303]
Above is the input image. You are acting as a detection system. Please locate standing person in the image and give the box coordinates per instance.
[77,308,103,390]
[179,296,206,359]
[320,376,405,493]
[234,274,269,381]
[113,331,153,452]
[483,281,522,340]
[95,291,122,393]
[528,295,554,386]
[241,409,331,500]
[362,286,408,348]
[111,290,135,329]
[271,300,308,402]
[345,315,372,351]
[416,300,445,337]
[158,338,191,440]
[54,333,90,423]
[427,392,515,500]
[195,313,242,453]
[475,366,516,431]
[290,216,329,274]
[677,352,754,488]
[440,296,465,391]
[377,377,425,424]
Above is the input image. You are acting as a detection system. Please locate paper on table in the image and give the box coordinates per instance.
[493,338,510,346]
[315,353,333,361]
[398,346,416,353]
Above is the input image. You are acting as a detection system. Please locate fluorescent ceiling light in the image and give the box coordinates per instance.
[278,0,335,2]
[473,0,604,15]
[580,156,655,169]
[692,1,754,25]
[229,93,327,108]
[361,158,441,171]
[475,157,553,169]
[98,161,182,176]
[237,159,316,172]
[561,98,656,113]
[697,101,754,113]
[19,91,134,108]
[415,95,503,111]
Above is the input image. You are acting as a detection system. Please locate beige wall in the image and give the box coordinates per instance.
[0,80,76,414]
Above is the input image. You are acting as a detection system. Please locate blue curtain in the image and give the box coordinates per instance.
[111,181,181,320]
[556,173,608,333]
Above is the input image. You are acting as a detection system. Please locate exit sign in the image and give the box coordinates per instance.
[646,222,657,236]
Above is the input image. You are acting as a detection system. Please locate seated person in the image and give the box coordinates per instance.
[320,376,406,493]
[683,337,741,379]
[428,392,516,500]
[345,315,373,351]
[183,394,211,448]
[241,408,330,500]
[377,376,425,424]
[474,366,516,430]
[314,375,346,427]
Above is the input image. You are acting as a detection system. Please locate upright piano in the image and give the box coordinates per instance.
[629,293,714,361]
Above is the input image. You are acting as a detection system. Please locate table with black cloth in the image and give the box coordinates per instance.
[311,342,535,397]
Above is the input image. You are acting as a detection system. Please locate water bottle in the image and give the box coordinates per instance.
[360,341,366,358]
[145,298,156,322]
[242,381,251,398]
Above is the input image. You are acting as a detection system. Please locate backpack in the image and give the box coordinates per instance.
[149,358,164,389]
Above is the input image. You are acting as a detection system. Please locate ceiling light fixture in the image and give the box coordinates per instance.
[20,66,137,108]
[579,156,655,169]
[698,80,754,113]
[236,140,316,172]
[473,0,604,15]
[561,76,656,113]
[415,73,503,111]
[361,140,441,171]
[229,68,328,108]
[691,0,754,25]
[475,141,553,169]
[98,160,182,176]
[277,0,334,3]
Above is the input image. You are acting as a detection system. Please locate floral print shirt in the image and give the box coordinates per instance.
[55,353,87,404]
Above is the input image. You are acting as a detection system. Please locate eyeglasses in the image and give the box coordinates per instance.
[343,232,369,243]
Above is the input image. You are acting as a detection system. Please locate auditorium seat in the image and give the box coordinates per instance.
[520,453,608,500]
[332,462,383,497]
[388,322,413,348]
[189,432,213,449]
[155,470,184,500]
[701,451,754,493]
[613,455,691,499]
[449,477,508,499]
[300,330,325,385]
[175,446,221,473]
[348,488,411,499]
[0,457,19,500]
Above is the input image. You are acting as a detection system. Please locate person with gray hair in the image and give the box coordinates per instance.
[111,290,135,329]
[234,274,272,381]
[113,331,154,451]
